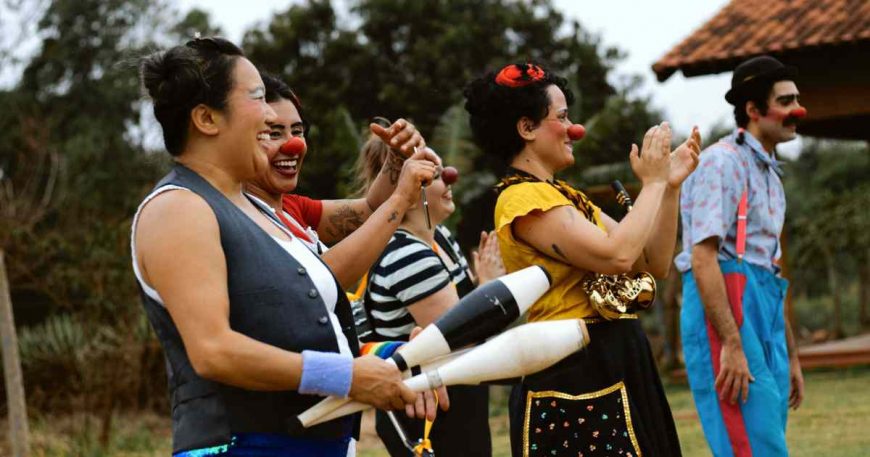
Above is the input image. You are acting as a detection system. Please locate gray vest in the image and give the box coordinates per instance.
[138,165,361,453]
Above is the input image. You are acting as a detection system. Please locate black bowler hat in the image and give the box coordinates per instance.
[725,56,797,105]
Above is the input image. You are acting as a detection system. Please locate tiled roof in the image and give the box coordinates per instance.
[652,0,870,81]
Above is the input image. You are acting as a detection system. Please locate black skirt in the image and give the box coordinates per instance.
[509,318,680,457]
[377,384,492,457]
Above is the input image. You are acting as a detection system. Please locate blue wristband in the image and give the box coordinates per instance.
[299,350,353,398]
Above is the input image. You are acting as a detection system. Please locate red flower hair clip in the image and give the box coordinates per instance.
[495,63,545,88]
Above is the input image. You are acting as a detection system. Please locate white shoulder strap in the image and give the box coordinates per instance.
[130,185,190,305]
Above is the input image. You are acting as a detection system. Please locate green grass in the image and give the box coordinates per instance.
[360,369,870,457]
[664,368,870,457]
[4,369,868,456]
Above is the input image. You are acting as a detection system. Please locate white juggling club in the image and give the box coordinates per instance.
[306,319,590,426]
[296,265,551,427]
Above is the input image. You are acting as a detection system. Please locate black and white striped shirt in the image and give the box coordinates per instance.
[363,226,474,341]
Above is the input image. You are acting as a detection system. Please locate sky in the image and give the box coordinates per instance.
[2,0,802,155]
[174,0,802,157]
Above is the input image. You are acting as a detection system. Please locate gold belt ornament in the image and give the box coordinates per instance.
[582,271,656,320]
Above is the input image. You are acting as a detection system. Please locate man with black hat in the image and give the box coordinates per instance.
[675,55,806,456]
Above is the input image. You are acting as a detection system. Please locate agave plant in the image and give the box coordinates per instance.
[18,314,88,370]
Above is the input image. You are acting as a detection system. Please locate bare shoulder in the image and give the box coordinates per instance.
[139,189,214,227]
[136,189,219,254]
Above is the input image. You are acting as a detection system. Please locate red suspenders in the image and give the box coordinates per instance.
[736,189,748,263]
[718,140,750,263]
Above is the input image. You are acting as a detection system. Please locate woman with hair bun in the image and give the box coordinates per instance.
[464,63,700,456]
[131,37,430,456]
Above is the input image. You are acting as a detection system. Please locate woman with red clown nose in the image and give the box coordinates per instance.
[464,63,700,456]
[244,73,442,291]
[353,130,505,457]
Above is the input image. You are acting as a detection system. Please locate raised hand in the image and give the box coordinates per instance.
[393,147,440,209]
[370,118,426,158]
[630,122,671,186]
[668,125,701,188]
[472,230,505,285]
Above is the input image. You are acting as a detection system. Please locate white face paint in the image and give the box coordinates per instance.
[757,81,802,146]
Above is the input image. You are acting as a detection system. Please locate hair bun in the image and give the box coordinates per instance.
[140,50,170,100]
[138,37,243,156]
[141,47,203,104]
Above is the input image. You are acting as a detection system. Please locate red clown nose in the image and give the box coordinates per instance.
[440,166,459,185]
[280,137,306,156]
[567,124,586,141]
[788,107,807,119]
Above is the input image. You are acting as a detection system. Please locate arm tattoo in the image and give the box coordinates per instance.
[382,151,404,185]
[388,210,399,223]
[551,243,569,261]
[325,203,366,240]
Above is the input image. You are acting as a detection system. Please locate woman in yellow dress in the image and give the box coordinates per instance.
[463,63,700,456]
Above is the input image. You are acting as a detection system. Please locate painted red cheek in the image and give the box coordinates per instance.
[280,137,306,155]
[764,107,791,121]
[441,166,459,185]
[567,124,586,141]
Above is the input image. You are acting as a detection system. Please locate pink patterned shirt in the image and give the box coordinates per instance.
[675,129,786,273]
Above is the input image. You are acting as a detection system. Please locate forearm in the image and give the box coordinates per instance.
[639,186,680,277]
[189,328,304,391]
[318,199,373,244]
[366,150,405,210]
[605,181,668,266]
[406,283,459,328]
[518,183,667,275]
[785,317,798,359]
[322,194,409,289]
[693,251,742,346]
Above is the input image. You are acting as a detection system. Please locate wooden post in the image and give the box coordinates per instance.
[0,250,29,457]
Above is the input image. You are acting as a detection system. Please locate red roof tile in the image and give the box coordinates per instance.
[652,0,870,81]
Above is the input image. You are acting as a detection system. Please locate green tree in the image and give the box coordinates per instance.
[785,140,870,337]
[0,0,226,447]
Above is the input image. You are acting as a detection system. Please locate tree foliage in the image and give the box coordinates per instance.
[0,0,207,417]
[784,140,870,335]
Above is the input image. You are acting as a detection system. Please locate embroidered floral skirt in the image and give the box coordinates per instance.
[509,318,680,457]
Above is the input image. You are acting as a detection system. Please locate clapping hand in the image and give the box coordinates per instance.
[668,126,701,188]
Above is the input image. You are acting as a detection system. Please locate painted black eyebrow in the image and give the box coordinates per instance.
[775,93,799,104]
